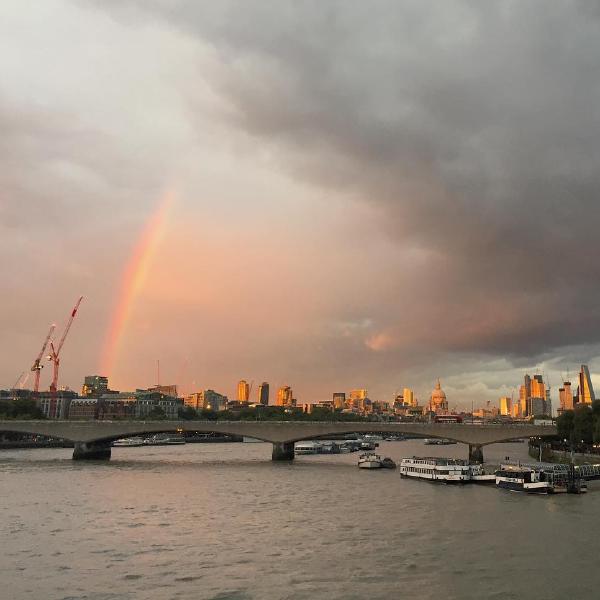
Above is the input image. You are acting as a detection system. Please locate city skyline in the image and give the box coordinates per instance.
[4,2,600,410]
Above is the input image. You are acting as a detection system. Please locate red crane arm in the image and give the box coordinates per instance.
[31,324,56,371]
[55,296,83,357]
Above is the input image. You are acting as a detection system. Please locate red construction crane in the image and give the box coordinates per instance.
[30,324,56,393]
[48,297,83,417]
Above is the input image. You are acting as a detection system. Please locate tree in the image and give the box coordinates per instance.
[0,398,45,419]
[148,406,166,419]
[200,408,218,421]
[556,410,574,441]
[594,418,600,445]
[178,406,198,420]
[573,405,594,445]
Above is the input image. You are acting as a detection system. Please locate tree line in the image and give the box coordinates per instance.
[556,400,600,446]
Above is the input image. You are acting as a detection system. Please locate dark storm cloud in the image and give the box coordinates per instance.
[101,0,600,361]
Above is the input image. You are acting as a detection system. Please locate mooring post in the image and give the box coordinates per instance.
[272,441,295,461]
[468,444,484,464]
[73,441,112,460]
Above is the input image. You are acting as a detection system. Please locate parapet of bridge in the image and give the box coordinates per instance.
[0,420,556,462]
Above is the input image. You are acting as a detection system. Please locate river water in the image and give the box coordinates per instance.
[2,440,599,600]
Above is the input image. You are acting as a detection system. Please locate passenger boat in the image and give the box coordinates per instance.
[359,440,379,451]
[423,438,457,445]
[294,441,323,455]
[468,464,496,484]
[358,453,383,469]
[494,465,552,494]
[112,437,145,447]
[399,457,471,483]
[145,434,186,446]
[381,457,397,469]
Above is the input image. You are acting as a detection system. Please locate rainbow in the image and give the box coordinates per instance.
[100,192,174,379]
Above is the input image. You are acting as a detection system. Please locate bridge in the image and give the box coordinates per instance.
[0,420,557,463]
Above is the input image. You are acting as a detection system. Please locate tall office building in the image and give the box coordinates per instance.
[258,382,269,406]
[519,374,549,417]
[276,386,293,407]
[519,375,531,417]
[403,388,415,407]
[237,380,250,402]
[332,392,346,410]
[578,365,595,405]
[558,381,574,412]
[499,396,512,416]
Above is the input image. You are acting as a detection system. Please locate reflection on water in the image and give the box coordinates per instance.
[1,441,599,600]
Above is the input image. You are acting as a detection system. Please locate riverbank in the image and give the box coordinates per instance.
[529,444,600,465]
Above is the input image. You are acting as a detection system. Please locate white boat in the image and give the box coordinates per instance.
[294,441,323,455]
[112,437,145,447]
[423,438,457,445]
[468,463,496,484]
[145,434,186,446]
[495,465,552,494]
[358,453,383,469]
[399,457,471,483]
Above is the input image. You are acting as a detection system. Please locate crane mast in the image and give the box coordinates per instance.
[48,296,84,417]
[31,324,56,393]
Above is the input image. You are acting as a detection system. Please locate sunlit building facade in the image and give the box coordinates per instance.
[237,380,250,403]
[578,365,595,405]
[276,386,294,407]
[403,388,416,407]
[518,374,550,417]
[332,392,346,410]
[429,380,448,415]
[558,381,574,413]
[258,382,269,406]
[499,396,512,416]
[185,389,227,411]
[81,375,109,397]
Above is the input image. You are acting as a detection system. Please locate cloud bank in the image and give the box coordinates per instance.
[3,1,600,405]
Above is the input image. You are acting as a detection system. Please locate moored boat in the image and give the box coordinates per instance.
[494,465,551,494]
[112,437,145,447]
[294,441,323,455]
[358,453,383,469]
[468,464,496,484]
[145,433,186,446]
[399,457,471,483]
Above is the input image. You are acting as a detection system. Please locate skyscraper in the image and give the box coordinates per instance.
[519,375,531,417]
[403,388,415,407]
[276,386,293,407]
[499,396,512,416]
[578,365,595,405]
[258,382,269,406]
[237,380,250,402]
[558,381,574,412]
[519,374,549,417]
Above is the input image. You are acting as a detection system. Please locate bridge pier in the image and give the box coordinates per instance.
[468,444,484,464]
[73,441,111,461]
[272,441,294,461]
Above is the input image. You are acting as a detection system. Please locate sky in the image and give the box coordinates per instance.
[2,0,600,409]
